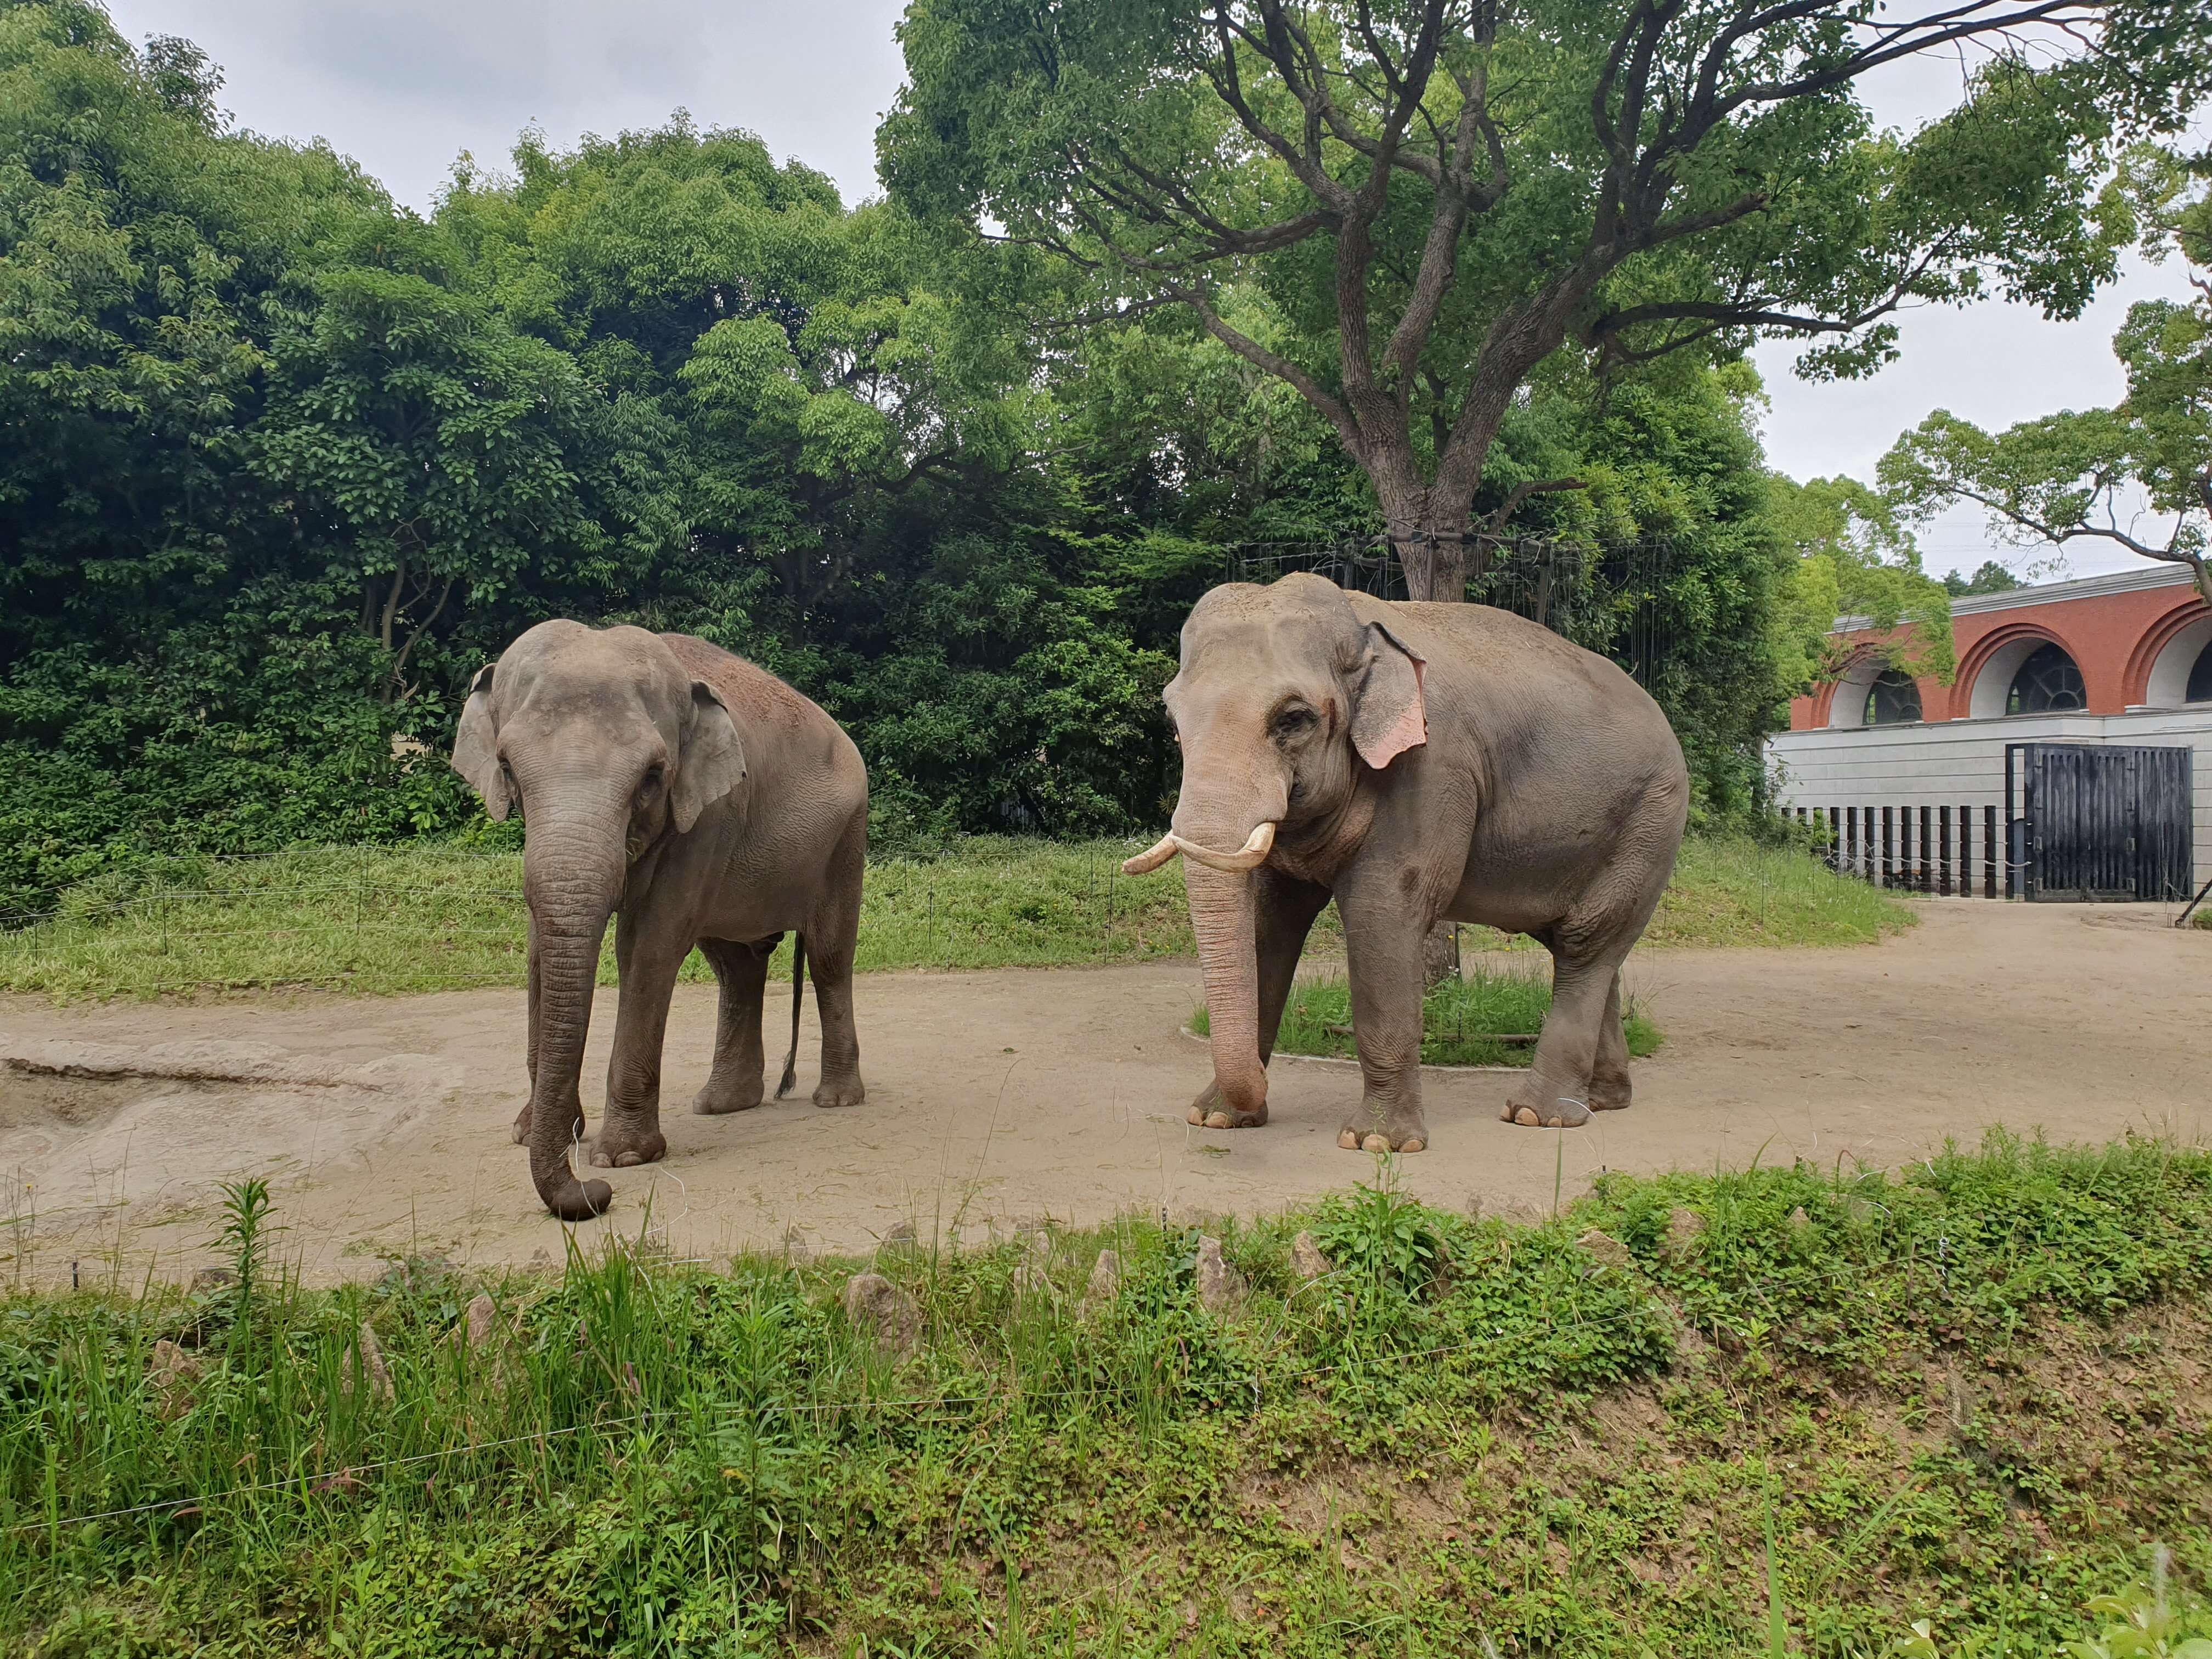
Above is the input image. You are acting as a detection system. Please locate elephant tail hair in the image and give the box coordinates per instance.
[775,934,807,1099]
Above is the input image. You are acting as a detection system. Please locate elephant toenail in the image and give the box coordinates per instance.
[1339,1128,1362,1150]
[1515,1107,1540,1126]
[1205,1111,1232,1130]
[1361,1133,1390,1154]
[1400,1139,1424,1154]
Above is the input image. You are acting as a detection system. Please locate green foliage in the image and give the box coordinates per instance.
[1767,474,1958,691]
[5,1135,2212,1654]
[1944,562,2025,597]
[1192,964,1663,1068]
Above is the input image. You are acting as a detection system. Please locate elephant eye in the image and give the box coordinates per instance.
[639,765,664,795]
[1272,706,1317,740]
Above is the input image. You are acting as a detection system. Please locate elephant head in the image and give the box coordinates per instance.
[1125,574,1426,1123]
[450,620,747,1219]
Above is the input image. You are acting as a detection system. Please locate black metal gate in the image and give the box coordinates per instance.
[2004,743,2194,901]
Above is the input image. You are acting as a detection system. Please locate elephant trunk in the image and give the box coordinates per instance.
[1164,783,1284,1122]
[521,805,625,1220]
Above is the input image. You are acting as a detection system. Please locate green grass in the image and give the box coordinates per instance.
[0,831,1911,1002]
[1191,964,1664,1067]
[4,1132,2210,1656]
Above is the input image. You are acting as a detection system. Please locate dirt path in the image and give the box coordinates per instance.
[3,901,2203,1283]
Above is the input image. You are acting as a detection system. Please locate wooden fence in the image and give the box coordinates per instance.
[1791,804,2003,898]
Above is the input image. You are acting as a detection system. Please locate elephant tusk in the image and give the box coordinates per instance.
[1177,821,1276,872]
[1121,833,1181,876]
[1122,822,1277,877]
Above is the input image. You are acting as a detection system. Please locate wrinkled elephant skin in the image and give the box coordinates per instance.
[1143,574,1689,1153]
[450,620,868,1220]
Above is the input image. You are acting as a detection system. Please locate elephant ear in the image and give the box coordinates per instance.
[673,680,747,833]
[1349,621,1427,770]
[450,662,512,821]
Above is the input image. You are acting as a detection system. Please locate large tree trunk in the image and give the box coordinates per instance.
[1374,453,1487,604]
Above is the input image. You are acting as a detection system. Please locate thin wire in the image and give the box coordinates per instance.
[11,1236,1929,1537]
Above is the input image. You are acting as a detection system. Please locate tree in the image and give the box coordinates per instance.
[1881,144,2211,608]
[1765,473,1955,687]
[1943,560,2022,596]
[884,0,2152,600]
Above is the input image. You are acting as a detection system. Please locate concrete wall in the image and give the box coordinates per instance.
[1766,708,2212,893]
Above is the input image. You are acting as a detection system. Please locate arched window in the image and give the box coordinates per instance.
[1864,669,1922,725]
[2007,642,2086,714]
[2189,639,2212,703]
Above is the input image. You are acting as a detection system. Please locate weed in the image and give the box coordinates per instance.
[4,1133,2207,1656]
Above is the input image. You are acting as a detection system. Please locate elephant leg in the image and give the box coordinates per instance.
[807,820,867,1109]
[589,909,688,1169]
[1502,937,1623,1130]
[1331,874,1430,1154]
[1188,867,1330,1130]
[692,936,776,1116]
[1589,971,1633,1113]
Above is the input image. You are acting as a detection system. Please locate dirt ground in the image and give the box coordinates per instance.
[2,900,2204,1284]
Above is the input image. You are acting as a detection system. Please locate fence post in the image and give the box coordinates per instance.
[1938,806,1951,897]
[1984,804,1998,899]
[1881,806,1894,889]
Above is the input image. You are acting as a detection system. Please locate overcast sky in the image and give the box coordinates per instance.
[103,0,2198,583]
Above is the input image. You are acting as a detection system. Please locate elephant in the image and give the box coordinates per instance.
[1124,574,1688,1152]
[450,619,868,1220]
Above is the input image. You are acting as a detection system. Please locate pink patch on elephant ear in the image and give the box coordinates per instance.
[1352,628,1427,770]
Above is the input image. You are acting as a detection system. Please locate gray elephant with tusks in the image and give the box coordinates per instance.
[1125,574,1687,1152]
[451,620,868,1220]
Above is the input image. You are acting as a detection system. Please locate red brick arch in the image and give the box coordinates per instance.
[1808,646,1884,728]
[2123,595,2212,705]
[1951,620,2090,719]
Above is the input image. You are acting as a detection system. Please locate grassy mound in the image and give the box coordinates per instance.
[1192,965,1663,1067]
[0,832,1911,1002]
[6,1133,2211,1656]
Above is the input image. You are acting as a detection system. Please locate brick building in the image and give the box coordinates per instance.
[1766,563,2211,899]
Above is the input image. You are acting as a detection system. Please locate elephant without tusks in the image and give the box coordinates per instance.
[1127,574,1688,1151]
[451,620,868,1220]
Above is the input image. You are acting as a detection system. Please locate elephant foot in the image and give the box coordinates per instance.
[691,1077,764,1116]
[1588,1073,1633,1113]
[1336,1107,1426,1154]
[514,1104,585,1146]
[586,1126,668,1168]
[1186,1082,1268,1131]
[813,1075,866,1109]
[1500,1095,1593,1129]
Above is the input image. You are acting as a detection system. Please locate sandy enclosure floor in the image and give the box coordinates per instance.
[2,900,2204,1284]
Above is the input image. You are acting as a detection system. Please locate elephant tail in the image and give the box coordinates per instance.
[775,934,807,1099]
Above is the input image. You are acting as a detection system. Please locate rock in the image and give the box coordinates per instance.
[1577,1228,1635,1271]
[781,1224,812,1265]
[190,1266,235,1293]
[1080,1250,1121,1317]
[1663,1207,1705,1257]
[349,1320,394,1404]
[843,1272,921,1358]
[881,1220,917,1250]
[461,1293,497,1351]
[1291,1231,1334,1283]
[1194,1235,1245,1315]
[147,1339,201,1419]
[1787,1205,1812,1233]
